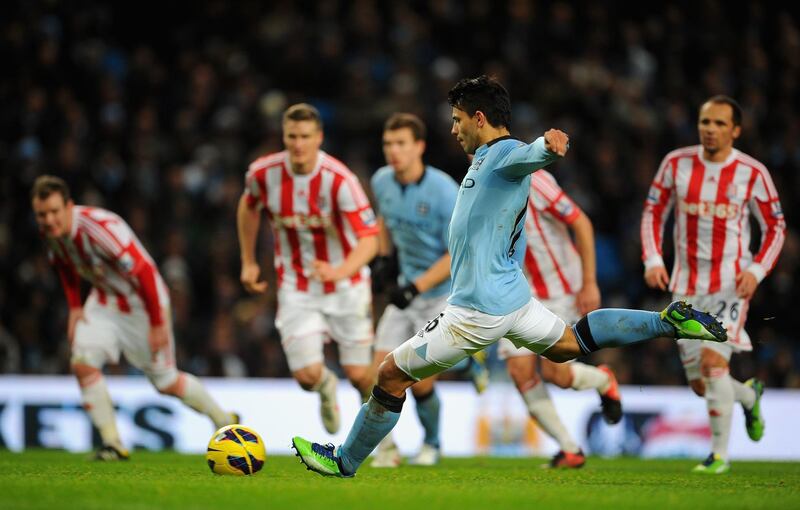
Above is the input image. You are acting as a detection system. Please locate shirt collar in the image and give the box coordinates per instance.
[476,135,517,155]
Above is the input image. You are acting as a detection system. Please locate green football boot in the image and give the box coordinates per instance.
[692,453,730,474]
[743,378,765,441]
[661,301,727,342]
[291,436,352,478]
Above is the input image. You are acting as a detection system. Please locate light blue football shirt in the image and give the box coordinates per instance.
[448,136,561,315]
[371,165,458,298]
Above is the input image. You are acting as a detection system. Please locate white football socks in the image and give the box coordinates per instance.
[704,369,734,460]
[81,376,123,450]
[522,381,580,453]
[178,372,231,428]
[570,362,611,394]
[730,375,756,409]
[311,366,334,392]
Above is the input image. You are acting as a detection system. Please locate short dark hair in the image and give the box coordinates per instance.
[282,103,323,129]
[31,175,71,202]
[703,95,743,126]
[384,113,427,141]
[447,75,511,128]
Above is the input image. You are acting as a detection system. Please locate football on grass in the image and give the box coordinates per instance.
[206,425,266,475]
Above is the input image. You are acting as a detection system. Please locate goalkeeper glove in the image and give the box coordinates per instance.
[388,283,419,309]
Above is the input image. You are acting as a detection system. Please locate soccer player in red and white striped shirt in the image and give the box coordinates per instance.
[237,104,379,434]
[498,169,622,468]
[32,175,236,461]
[641,96,785,473]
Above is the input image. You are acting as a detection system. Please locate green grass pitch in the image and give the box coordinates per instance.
[3,451,798,510]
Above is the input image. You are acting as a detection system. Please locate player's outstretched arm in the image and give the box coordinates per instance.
[237,194,268,294]
[543,129,569,156]
[497,130,569,179]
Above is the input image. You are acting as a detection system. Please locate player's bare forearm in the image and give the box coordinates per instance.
[571,212,601,313]
[571,212,597,286]
[337,235,379,279]
[134,263,165,326]
[67,307,86,345]
[413,253,451,293]
[377,217,393,257]
[237,195,261,265]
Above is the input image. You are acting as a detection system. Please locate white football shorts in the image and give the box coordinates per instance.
[275,281,373,371]
[392,298,566,381]
[71,289,178,385]
[497,294,580,360]
[675,289,751,381]
[375,294,449,353]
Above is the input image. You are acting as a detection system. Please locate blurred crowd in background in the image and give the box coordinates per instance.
[1,1,798,387]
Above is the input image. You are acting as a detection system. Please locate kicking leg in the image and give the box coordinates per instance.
[541,302,726,362]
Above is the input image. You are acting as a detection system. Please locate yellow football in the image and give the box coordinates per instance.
[206,424,266,476]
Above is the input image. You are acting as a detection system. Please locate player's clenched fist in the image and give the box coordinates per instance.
[311,260,343,282]
[644,266,670,291]
[240,261,268,294]
[544,129,569,156]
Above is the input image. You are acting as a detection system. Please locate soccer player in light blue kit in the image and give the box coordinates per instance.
[368,113,459,467]
[292,75,728,478]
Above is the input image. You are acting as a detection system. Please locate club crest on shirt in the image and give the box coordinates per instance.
[119,252,135,273]
[468,156,486,173]
[725,183,743,200]
[360,208,377,226]
[771,201,784,218]
[555,199,574,217]
[416,202,430,215]
[647,186,661,204]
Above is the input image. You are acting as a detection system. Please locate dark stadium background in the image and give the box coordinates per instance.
[1,0,797,387]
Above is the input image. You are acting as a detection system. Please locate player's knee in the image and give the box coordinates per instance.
[541,330,580,363]
[699,360,728,378]
[71,362,102,387]
[376,355,405,387]
[293,365,323,390]
[506,358,537,388]
[689,379,706,397]
[540,349,573,364]
[542,361,572,388]
[152,372,184,396]
[342,365,369,386]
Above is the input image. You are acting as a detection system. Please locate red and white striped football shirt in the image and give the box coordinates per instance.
[244,150,379,294]
[47,206,169,325]
[641,145,786,295]
[523,170,583,300]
